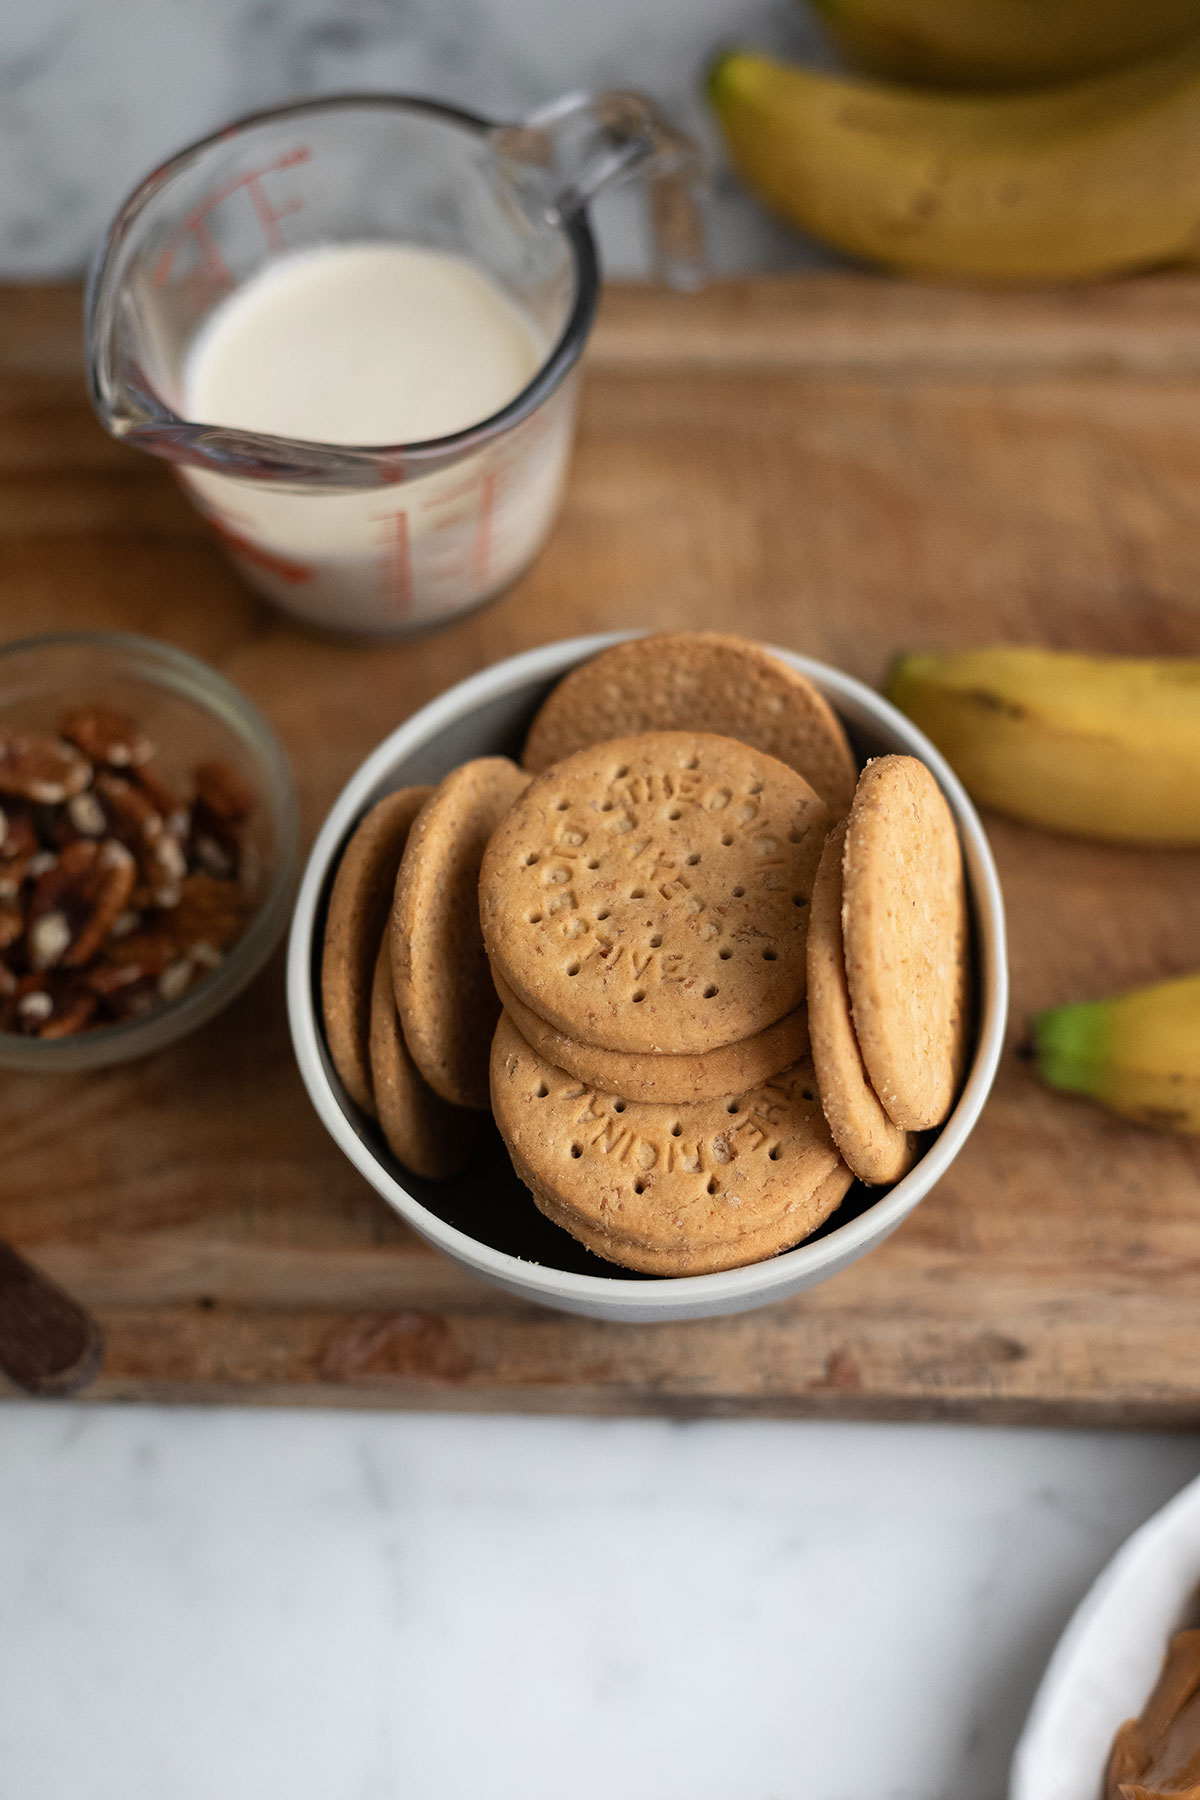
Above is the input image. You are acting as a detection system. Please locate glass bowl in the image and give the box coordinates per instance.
[0,631,299,1071]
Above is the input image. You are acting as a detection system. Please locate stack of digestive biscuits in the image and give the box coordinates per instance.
[320,785,430,1116]
[390,757,529,1110]
[317,634,972,1276]
[479,727,853,1272]
[799,755,968,1189]
[321,780,482,1180]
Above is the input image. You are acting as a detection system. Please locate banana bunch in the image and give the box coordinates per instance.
[1034,974,1200,1132]
[884,647,1200,845]
[708,40,1200,280]
[809,0,1200,90]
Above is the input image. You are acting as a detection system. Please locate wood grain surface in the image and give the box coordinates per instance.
[2,275,1198,1421]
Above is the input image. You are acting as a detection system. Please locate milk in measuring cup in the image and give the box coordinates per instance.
[181,244,574,632]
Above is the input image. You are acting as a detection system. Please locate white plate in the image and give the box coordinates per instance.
[1011,1469,1200,1800]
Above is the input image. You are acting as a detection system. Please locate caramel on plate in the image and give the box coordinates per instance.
[1106,1627,1200,1799]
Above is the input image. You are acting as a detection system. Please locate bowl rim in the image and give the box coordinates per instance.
[0,628,300,1068]
[287,632,1008,1308]
[1009,1466,1200,1800]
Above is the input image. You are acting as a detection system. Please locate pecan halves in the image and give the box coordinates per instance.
[0,805,37,861]
[190,760,255,881]
[46,789,108,850]
[2,979,52,1033]
[138,831,187,909]
[36,977,100,1039]
[0,858,29,903]
[93,771,163,847]
[171,872,251,952]
[85,958,152,997]
[0,902,22,950]
[1,972,100,1038]
[0,734,91,805]
[0,700,258,1040]
[194,760,255,825]
[26,838,137,972]
[100,925,181,978]
[60,706,154,769]
[65,791,107,839]
[131,762,189,839]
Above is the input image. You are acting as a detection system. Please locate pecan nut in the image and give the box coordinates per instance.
[94,771,163,847]
[0,902,22,951]
[27,910,71,971]
[104,979,159,1022]
[0,804,38,861]
[85,959,148,998]
[60,706,154,769]
[26,838,137,971]
[1,972,99,1038]
[0,857,30,904]
[157,957,198,1003]
[36,975,100,1039]
[0,733,91,805]
[171,872,251,952]
[138,830,187,909]
[129,760,186,828]
[194,759,256,825]
[0,975,55,1035]
[14,986,53,1030]
[66,791,107,839]
[192,831,235,878]
[100,925,181,978]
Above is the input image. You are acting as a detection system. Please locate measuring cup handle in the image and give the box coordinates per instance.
[491,90,707,292]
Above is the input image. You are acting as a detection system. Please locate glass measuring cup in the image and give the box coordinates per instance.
[86,92,706,636]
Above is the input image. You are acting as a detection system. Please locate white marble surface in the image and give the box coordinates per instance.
[0,1407,1197,1800]
[0,0,846,279]
[3,9,1198,1799]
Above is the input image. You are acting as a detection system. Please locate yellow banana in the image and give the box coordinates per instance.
[1034,973,1200,1132]
[809,0,1200,91]
[708,43,1200,280]
[885,647,1200,845]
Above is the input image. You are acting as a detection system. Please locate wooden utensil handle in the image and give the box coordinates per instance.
[0,1241,104,1397]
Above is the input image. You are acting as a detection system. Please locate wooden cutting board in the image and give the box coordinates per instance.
[2,275,1198,1422]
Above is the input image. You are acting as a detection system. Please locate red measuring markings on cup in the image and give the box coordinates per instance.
[377,509,413,618]
[204,511,315,586]
[153,147,312,289]
[415,466,499,584]
[174,472,314,585]
[471,470,496,587]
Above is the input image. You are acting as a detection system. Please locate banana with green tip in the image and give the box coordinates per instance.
[708,42,1200,281]
[884,647,1200,845]
[1034,973,1200,1132]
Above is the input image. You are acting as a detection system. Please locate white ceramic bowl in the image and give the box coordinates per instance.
[1011,1470,1200,1800]
[287,634,1008,1323]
